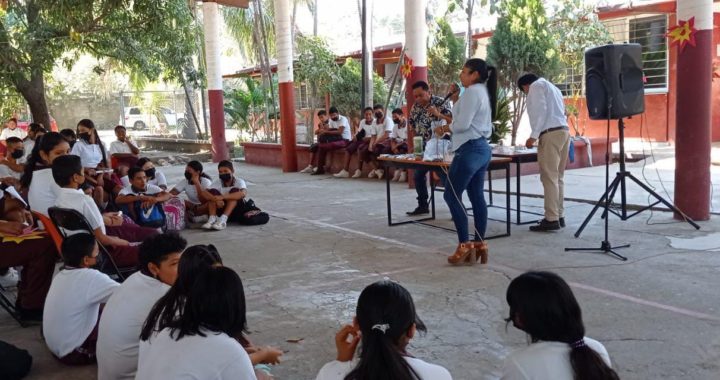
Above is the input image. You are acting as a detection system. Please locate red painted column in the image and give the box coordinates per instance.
[674,0,713,221]
[274,0,298,172]
[404,0,428,189]
[203,1,229,162]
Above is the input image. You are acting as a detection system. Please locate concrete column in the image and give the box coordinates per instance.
[275,0,298,172]
[404,0,428,153]
[203,1,229,162]
[674,0,712,220]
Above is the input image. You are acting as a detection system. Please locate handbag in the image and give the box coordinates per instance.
[230,198,269,225]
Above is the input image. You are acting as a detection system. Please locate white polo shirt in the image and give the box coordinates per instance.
[329,115,352,140]
[97,272,170,380]
[316,357,452,380]
[71,140,107,168]
[393,120,408,141]
[502,337,612,380]
[209,177,247,195]
[55,187,106,234]
[0,127,26,141]
[43,268,120,358]
[121,170,168,189]
[109,140,134,155]
[118,184,164,197]
[0,162,22,180]
[22,138,35,162]
[28,168,61,217]
[137,328,257,380]
[371,115,394,140]
[172,177,212,205]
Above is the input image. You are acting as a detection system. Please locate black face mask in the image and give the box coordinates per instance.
[145,168,156,178]
[331,117,339,121]
[375,111,383,118]
[184,171,193,181]
[79,132,91,142]
[10,149,24,159]
[392,119,400,125]
[219,173,232,182]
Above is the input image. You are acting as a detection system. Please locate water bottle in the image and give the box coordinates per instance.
[413,136,424,156]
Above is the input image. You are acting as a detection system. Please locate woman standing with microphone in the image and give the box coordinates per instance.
[437,58,497,265]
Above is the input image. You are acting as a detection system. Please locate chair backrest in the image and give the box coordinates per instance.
[47,207,95,237]
[31,211,63,255]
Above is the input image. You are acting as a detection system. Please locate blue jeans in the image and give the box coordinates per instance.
[443,138,491,242]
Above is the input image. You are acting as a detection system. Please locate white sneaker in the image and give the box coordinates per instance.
[351,169,362,178]
[391,170,401,182]
[334,169,350,178]
[300,165,315,173]
[211,220,227,230]
[0,268,19,288]
[375,169,384,179]
[398,171,407,182]
[201,216,218,230]
[368,170,377,178]
[192,214,209,224]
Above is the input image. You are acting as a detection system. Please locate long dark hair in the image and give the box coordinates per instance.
[463,58,498,121]
[20,132,66,188]
[140,244,223,341]
[77,119,107,167]
[506,271,619,380]
[345,281,427,380]
[187,160,211,182]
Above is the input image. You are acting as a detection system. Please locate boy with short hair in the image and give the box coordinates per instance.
[200,160,247,230]
[43,233,120,365]
[0,137,26,186]
[97,232,187,380]
[335,107,374,179]
[115,166,171,226]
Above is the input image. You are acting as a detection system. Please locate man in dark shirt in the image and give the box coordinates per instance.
[406,81,452,215]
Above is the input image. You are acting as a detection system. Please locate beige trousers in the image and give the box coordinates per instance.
[537,129,570,221]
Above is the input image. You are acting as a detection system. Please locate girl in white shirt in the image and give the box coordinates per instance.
[316,280,452,380]
[136,266,257,380]
[502,271,618,380]
[72,119,113,209]
[21,132,70,216]
[170,160,214,224]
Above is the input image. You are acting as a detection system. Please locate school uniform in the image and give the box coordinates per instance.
[316,116,351,172]
[346,119,373,161]
[121,170,168,189]
[371,115,395,155]
[208,177,248,223]
[28,167,61,217]
[316,357,452,380]
[71,140,107,168]
[108,140,133,155]
[502,337,611,380]
[137,328,257,380]
[392,120,409,153]
[43,268,120,364]
[97,272,170,380]
[172,177,212,205]
[0,128,26,141]
[0,162,22,180]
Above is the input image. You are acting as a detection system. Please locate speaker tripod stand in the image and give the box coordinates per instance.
[566,118,700,261]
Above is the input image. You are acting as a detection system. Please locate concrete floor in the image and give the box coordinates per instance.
[2,159,720,380]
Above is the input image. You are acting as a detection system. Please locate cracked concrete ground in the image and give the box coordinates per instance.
[2,161,719,380]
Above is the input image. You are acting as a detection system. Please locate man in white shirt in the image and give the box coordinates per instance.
[0,137,25,186]
[519,73,570,231]
[97,232,186,380]
[43,233,120,365]
[0,118,27,147]
[312,106,351,175]
[367,104,394,179]
[334,107,374,178]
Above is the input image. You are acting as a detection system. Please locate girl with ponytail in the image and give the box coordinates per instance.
[503,271,619,380]
[316,280,452,380]
[21,132,70,216]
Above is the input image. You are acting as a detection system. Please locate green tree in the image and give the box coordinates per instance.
[428,19,465,96]
[487,0,558,145]
[295,35,337,143]
[225,77,272,142]
[549,0,610,136]
[329,58,387,120]
[0,1,197,129]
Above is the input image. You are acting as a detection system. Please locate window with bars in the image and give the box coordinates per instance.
[294,83,311,110]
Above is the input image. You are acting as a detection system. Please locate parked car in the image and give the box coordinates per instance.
[120,106,187,131]
[14,112,59,132]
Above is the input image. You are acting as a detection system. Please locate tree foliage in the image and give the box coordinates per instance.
[329,58,387,120]
[487,0,558,144]
[428,18,465,96]
[0,0,197,127]
[225,77,274,142]
[295,35,337,107]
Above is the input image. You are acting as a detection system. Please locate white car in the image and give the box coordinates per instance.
[120,106,187,131]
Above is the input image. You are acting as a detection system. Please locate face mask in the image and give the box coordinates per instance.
[392,119,400,125]
[79,132,91,141]
[184,171,193,181]
[219,173,232,182]
[145,168,156,178]
[10,149,24,159]
[331,117,339,121]
[374,111,383,118]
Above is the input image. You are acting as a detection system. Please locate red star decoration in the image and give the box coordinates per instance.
[401,55,414,78]
[666,17,698,52]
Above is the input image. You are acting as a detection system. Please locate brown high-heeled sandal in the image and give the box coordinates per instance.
[469,241,489,264]
[447,243,476,265]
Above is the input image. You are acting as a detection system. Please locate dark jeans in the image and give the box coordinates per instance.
[0,236,57,310]
[443,137,491,242]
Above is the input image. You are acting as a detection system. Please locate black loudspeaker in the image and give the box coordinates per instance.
[585,44,645,120]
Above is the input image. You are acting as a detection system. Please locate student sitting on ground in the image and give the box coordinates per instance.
[0,137,25,188]
[199,160,247,231]
[169,160,213,224]
[52,155,153,268]
[96,232,187,380]
[316,280,452,380]
[115,167,171,228]
[137,266,258,380]
[122,157,168,190]
[43,233,120,365]
[23,132,70,217]
[503,271,618,380]
[334,107,374,179]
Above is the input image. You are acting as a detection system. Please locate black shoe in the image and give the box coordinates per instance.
[559,217,565,228]
[406,206,429,216]
[529,219,561,232]
[16,306,43,323]
[310,170,326,175]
